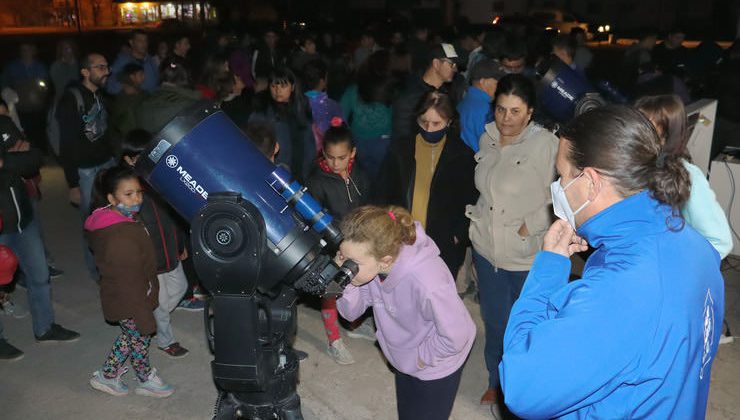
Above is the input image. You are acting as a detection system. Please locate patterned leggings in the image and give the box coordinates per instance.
[102,318,152,382]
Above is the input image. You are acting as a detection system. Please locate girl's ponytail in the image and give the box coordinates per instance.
[387,205,416,247]
[90,168,112,213]
[341,205,417,260]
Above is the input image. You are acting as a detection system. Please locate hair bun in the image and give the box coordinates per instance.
[330,116,343,127]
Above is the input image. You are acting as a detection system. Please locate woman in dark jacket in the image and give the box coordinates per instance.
[249,67,314,182]
[377,91,477,276]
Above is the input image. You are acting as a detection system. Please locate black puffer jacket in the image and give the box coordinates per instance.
[306,161,370,221]
[0,143,40,234]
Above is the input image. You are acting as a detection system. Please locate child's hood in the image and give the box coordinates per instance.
[381,222,440,291]
[84,207,134,232]
[316,155,356,177]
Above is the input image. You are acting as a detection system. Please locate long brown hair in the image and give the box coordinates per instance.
[635,94,691,161]
[340,205,416,260]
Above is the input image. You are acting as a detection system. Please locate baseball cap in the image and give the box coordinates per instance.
[428,43,460,65]
[469,59,506,82]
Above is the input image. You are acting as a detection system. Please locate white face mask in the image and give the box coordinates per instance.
[550,172,591,229]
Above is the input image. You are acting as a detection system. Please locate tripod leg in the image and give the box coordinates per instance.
[212,392,239,420]
[278,394,303,420]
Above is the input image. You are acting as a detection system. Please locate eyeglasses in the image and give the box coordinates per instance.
[441,59,457,68]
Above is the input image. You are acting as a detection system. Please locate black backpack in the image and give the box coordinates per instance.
[46,87,84,157]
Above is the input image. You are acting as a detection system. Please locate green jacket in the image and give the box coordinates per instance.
[135,84,202,135]
[109,91,146,150]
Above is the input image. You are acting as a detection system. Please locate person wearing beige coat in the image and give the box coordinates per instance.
[465,74,558,417]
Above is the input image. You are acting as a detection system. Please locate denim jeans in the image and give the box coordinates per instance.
[30,198,53,265]
[153,262,189,348]
[78,158,115,281]
[472,249,528,390]
[0,218,55,337]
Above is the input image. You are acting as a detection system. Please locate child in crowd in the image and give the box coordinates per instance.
[306,119,370,364]
[84,166,174,397]
[302,60,343,154]
[636,94,734,344]
[336,205,476,419]
[120,129,190,358]
[245,121,280,163]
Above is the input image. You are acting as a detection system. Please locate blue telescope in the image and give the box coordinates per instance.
[135,102,357,419]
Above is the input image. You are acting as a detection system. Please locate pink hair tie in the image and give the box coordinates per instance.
[330,116,343,127]
[388,211,396,221]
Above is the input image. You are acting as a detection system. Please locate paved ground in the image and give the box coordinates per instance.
[1,163,739,420]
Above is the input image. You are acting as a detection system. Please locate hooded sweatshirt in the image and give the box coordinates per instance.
[337,222,476,380]
[84,207,159,335]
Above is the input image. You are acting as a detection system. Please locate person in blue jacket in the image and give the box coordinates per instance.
[456,59,504,153]
[499,105,724,419]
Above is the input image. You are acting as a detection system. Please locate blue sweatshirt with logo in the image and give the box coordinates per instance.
[499,191,724,419]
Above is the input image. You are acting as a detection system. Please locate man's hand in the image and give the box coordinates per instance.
[543,219,589,258]
[180,248,189,261]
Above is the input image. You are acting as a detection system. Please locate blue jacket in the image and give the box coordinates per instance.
[106,52,159,95]
[457,86,492,153]
[499,191,724,419]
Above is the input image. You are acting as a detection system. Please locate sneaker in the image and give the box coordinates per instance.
[159,342,189,358]
[458,282,478,300]
[480,388,497,405]
[35,323,81,342]
[720,321,734,345]
[192,286,209,301]
[294,349,309,361]
[90,369,129,397]
[49,265,64,279]
[490,403,503,420]
[327,339,355,365]
[0,339,24,361]
[135,368,175,398]
[1,299,29,319]
[346,319,375,341]
[176,297,205,312]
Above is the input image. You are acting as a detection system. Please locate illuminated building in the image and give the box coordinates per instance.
[114,1,216,25]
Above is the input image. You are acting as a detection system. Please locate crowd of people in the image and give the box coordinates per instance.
[0,20,738,419]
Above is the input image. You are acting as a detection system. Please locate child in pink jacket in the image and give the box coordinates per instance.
[336,205,476,420]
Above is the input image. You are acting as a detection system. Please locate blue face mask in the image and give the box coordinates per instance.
[419,125,449,143]
[116,203,141,218]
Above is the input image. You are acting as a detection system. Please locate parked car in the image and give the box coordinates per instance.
[505,8,613,41]
[529,9,589,34]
